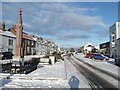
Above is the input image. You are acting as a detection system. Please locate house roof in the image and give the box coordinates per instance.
[0,29,16,38]
[23,32,34,41]
[10,25,35,41]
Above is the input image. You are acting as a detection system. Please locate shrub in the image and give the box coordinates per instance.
[43,55,49,58]
[52,52,64,61]
[70,48,75,52]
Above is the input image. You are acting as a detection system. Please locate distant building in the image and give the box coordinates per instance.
[0,22,16,53]
[99,42,110,57]
[33,37,44,55]
[83,43,93,54]
[34,36,59,55]
[109,22,120,58]
[78,46,84,53]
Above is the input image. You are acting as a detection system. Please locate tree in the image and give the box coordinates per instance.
[77,48,81,53]
[70,48,75,52]
[91,48,98,53]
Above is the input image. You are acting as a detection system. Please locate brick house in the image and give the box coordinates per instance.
[8,25,36,55]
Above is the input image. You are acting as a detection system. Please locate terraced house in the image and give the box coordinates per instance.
[33,37,60,55]
[0,22,16,53]
[8,25,36,55]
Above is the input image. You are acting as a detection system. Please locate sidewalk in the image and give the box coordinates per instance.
[64,57,91,88]
[0,57,91,88]
[1,61,69,88]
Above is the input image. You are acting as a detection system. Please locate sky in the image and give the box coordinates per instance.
[1,1,118,48]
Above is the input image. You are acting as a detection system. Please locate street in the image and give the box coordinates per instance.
[67,54,119,89]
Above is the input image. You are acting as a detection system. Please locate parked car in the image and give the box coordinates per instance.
[92,54,108,60]
[100,54,109,60]
[85,53,93,59]
[0,52,13,60]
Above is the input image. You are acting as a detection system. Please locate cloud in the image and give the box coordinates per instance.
[2,2,108,47]
[58,34,90,40]
[24,3,107,37]
[4,19,14,25]
[23,23,33,29]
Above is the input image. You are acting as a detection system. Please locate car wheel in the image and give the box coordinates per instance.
[103,58,106,61]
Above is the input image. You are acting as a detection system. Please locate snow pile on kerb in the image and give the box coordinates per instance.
[1,61,69,88]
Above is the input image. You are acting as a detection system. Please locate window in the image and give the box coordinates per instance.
[111,34,115,43]
[8,48,13,52]
[8,39,13,45]
[27,47,30,53]
[27,40,30,45]
[32,41,34,46]
[112,36,115,42]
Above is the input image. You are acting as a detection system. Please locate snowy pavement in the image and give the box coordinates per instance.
[64,57,91,88]
[0,58,91,89]
[9,61,66,80]
[1,61,69,88]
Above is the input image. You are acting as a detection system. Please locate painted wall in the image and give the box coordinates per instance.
[0,34,16,53]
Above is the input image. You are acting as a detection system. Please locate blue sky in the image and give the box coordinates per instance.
[1,2,118,48]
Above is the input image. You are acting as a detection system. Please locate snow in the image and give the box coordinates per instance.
[74,53,119,88]
[0,57,91,88]
[1,61,69,88]
[0,60,12,64]
[0,30,16,38]
[75,53,119,77]
[64,57,91,88]
[2,79,69,88]
[10,61,66,80]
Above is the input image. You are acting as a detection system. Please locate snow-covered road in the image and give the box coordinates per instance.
[73,53,119,89]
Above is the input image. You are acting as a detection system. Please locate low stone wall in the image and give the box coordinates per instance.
[40,58,50,63]
[39,56,55,65]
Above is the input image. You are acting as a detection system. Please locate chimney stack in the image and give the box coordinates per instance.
[1,22,5,31]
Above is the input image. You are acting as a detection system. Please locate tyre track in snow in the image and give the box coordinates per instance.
[67,56,119,90]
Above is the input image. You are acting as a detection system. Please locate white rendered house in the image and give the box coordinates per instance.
[0,29,16,53]
[84,43,93,54]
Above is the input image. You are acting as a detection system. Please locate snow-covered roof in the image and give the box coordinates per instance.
[84,43,93,47]
[0,29,16,38]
